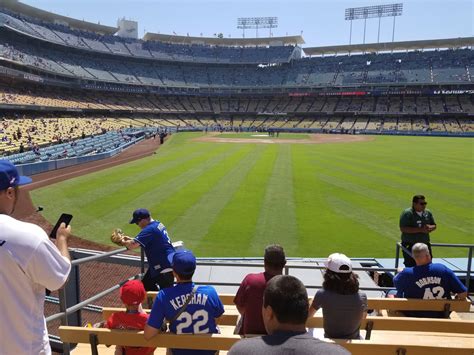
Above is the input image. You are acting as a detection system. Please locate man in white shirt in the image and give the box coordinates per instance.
[0,160,71,355]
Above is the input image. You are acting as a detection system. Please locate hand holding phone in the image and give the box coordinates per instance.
[50,213,73,239]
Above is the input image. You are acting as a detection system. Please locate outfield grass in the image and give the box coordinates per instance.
[215,132,310,139]
[31,133,474,258]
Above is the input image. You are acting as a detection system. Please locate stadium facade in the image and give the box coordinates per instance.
[0,0,473,141]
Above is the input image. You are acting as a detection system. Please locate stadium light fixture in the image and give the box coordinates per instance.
[237,17,278,38]
[345,3,403,45]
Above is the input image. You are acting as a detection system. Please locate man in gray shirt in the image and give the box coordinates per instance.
[228,275,350,355]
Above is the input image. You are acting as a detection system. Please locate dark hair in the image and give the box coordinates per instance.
[264,244,286,270]
[263,275,308,324]
[175,270,194,281]
[322,269,360,295]
[412,195,425,203]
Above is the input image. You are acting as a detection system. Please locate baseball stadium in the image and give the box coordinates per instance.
[0,0,473,353]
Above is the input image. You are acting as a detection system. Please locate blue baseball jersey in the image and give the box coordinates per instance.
[394,262,467,318]
[134,220,175,277]
[148,282,225,355]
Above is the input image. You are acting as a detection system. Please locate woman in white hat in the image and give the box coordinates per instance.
[308,253,368,339]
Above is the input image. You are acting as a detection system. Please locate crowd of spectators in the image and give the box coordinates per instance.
[233,244,467,355]
[1,84,473,119]
[132,242,465,354]
[1,22,472,87]
[0,116,142,157]
[0,9,295,64]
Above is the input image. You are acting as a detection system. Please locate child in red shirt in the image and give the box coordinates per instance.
[106,280,155,355]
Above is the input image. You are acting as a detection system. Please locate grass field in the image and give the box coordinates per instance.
[31,132,474,258]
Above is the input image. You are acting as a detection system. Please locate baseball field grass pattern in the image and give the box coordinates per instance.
[31,133,473,257]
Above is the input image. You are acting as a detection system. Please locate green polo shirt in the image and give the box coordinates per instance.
[399,207,436,244]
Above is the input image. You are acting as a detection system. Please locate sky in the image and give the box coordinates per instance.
[22,0,473,47]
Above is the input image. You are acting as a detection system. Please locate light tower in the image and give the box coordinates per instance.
[237,17,279,38]
[345,3,403,44]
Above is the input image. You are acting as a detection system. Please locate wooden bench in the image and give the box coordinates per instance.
[59,326,474,355]
[146,292,471,318]
[102,307,474,340]
[365,298,471,317]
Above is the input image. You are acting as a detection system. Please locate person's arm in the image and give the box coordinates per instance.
[361,294,368,319]
[446,267,468,300]
[122,237,140,250]
[426,224,436,232]
[428,212,437,232]
[399,210,430,234]
[399,225,430,234]
[308,304,318,318]
[393,273,405,298]
[124,227,152,250]
[145,291,165,339]
[55,222,71,260]
[144,324,161,340]
[235,304,245,315]
[308,294,320,318]
[233,279,247,316]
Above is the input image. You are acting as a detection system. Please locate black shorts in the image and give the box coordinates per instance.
[141,269,174,291]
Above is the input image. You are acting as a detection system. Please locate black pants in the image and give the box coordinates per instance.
[141,269,174,291]
[402,242,433,267]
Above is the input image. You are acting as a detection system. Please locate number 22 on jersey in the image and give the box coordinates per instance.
[175,310,210,334]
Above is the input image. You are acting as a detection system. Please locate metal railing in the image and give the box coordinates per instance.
[395,242,473,290]
[46,247,146,355]
[50,245,473,354]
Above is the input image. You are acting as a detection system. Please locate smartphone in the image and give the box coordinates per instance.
[50,213,73,239]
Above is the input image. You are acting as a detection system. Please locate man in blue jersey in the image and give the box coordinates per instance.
[393,243,467,318]
[122,208,175,291]
[144,250,224,355]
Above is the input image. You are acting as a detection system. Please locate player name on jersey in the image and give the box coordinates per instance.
[170,292,208,311]
[415,276,442,288]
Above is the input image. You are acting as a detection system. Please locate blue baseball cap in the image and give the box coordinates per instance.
[0,160,32,190]
[168,250,196,276]
[129,208,150,224]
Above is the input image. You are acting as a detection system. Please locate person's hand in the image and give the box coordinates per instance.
[421,225,430,233]
[93,321,106,328]
[426,224,436,232]
[56,222,71,241]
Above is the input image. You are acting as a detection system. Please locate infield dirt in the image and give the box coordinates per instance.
[193,133,373,144]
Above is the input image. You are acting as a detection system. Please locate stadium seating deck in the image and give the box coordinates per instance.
[1,24,473,88]
[0,117,147,155]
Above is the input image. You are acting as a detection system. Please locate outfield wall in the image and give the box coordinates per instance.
[178,127,474,138]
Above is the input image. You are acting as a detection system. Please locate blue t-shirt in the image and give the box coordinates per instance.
[393,262,467,318]
[134,220,175,277]
[148,282,225,355]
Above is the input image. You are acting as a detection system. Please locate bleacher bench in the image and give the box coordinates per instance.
[102,307,474,340]
[58,326,474,355]
[146,292,471,318]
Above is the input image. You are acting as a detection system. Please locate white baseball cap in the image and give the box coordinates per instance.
[324,253,352,273]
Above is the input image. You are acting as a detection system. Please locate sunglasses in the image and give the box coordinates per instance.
[418,202,427,205]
